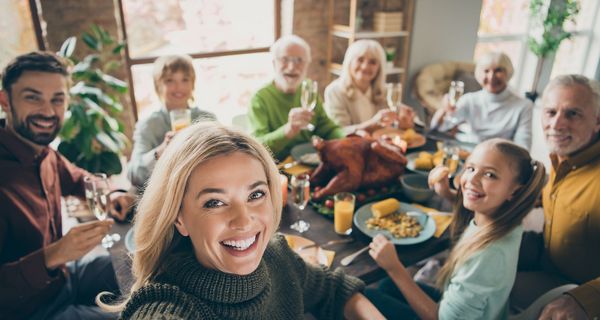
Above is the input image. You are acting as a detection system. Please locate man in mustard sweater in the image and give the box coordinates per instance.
[512,74,600,319]
[248,35,344,161]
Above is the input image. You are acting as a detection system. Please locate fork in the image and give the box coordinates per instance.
[340,246,370,266]
[297,238,354,251]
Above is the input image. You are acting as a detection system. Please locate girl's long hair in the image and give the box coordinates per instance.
[436,139,546,288]
[97,122,282,312]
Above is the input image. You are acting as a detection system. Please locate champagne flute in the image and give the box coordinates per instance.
[290,173,311,233]
[442,143,460,178]
[446,80,464,126]
[386,83,402,127]
[84,173,119,248]
[301,79,318,131]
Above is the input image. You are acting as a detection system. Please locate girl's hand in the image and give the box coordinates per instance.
[369,234,402,272]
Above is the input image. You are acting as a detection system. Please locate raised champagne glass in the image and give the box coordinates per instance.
[386,82,402,127]
[84,173,119,248]
[446,80,464,126]
[290,173,311,233]
[301,79,318,131]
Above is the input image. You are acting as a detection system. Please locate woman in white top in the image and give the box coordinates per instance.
[324,40,413,134]
[430,52,533,149]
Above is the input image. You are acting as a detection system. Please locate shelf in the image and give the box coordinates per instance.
[329,63,405,76]
[332,24,409,39]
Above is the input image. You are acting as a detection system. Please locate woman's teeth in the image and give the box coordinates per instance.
[222,235,257,250]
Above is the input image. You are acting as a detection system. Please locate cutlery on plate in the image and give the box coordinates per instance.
[297,238,354,251]
[340,246,370,266]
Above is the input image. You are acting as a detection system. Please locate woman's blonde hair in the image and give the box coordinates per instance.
[97,122,282,311]
[339,40,387,106]
[436,139,545,288]
[152,54,196,101]
[474,51,514,84]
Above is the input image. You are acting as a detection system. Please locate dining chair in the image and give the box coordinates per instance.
[508,284,578,320]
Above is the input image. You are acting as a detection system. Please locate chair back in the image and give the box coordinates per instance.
[509,284,578,320]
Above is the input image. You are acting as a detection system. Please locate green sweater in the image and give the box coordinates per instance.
[120,234,364,319]
[248,82,345,161]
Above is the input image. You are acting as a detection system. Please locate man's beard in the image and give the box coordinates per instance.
[12,112,61,146]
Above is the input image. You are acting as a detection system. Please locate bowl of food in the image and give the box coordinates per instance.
[400,173,434,203]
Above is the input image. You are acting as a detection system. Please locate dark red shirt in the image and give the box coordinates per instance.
[0,129,87,319]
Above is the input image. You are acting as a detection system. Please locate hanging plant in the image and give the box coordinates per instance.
[57,24,130,175]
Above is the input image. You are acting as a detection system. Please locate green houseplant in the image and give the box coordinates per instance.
[57,24,129,175]
[526,0,579,101]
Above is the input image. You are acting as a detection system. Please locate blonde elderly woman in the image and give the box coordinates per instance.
[430,51,533,149]
[100,122,383,319]
[324,40,414,134]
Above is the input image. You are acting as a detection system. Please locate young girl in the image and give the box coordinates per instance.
[101,122,384,319]
[127,54,216,193]
[366,138,546,319]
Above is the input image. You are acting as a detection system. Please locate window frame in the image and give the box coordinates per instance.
[115,0,281,121]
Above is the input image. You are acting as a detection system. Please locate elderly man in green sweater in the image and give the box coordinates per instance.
[248,35,345,161]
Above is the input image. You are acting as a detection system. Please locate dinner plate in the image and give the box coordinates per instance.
[125,228,135,253]
[290,142,320,166]
[372,128,426,149]
[406,152,463,176]
[353,201,436,245]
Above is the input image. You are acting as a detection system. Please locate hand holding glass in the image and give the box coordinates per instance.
[301,79,318,131]
[169,109,192,132]
[84,173,119,248]
[290,173,311,233]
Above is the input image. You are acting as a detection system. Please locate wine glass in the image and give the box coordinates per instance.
[301,79,318,131]
[442,142,460,178]
[446,80,464,126]
[84,173,119,248]
[386,83,402,127]
[290,173,311,233]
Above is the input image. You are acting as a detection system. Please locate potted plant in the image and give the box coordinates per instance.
[526,0,579,101]
[57,24,130,175]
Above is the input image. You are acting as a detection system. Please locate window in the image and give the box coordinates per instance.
[119,0,279,123]
[475,0,600,94]
[550,0,600,78]
[0,0,39,78]
[474,0,531,93]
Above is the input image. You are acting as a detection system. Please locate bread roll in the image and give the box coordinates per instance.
[414,157,433,170]
[428,166,450,187]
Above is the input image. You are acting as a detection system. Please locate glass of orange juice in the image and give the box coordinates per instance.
[334,192,355,235]
[169,109,192,132]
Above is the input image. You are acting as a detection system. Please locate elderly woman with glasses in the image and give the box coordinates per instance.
[430,51,533,149]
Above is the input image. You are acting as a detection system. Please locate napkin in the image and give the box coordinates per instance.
[280,156,313,176]
[284,234,335,267]
[410,203,453,238]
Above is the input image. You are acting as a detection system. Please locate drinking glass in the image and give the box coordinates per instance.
[386,83,402,127]
[169,109,192,132]
[301,79,318,131]
[290,173,311,233]
[442,143,460,178]
[446,80,464,126]
[84,173,119,248]
[334,192,355,235]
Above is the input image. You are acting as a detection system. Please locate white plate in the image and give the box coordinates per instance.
[353,201,436,245]
[290,142,320,166]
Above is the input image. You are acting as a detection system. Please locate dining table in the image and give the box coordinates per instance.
[108,128,458,294]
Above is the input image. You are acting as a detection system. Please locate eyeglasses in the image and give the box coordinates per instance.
[277,56,306,66]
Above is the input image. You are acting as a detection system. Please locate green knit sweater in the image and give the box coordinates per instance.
[120,234,364,319]
[248,82,345,161]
